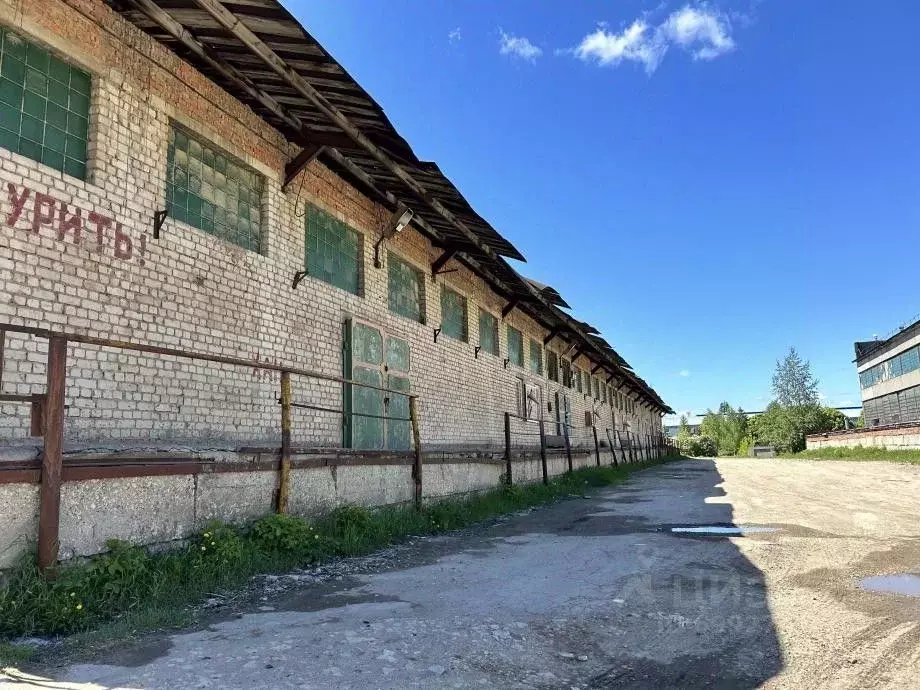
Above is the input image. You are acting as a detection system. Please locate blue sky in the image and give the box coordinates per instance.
[294,0,920,423]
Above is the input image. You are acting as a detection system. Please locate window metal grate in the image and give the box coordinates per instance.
[440,286,468,341]
[387,253,425,323]
[0,28,89,178]
[529,338,543,375]
[306,205,360,294]
[507,326,523,367]
[478,309,498,356]
[547,351,559,382]
[166,125,264,253]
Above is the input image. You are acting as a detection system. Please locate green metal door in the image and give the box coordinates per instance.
[344,319,411,450]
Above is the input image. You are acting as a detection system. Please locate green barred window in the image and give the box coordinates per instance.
[166,125,264,253]
[593,377,601,399]
[574,367,583,393]
[0,28,90,178]
[560,359,572,388]
[478,309,498,356]
[529,338,543,376]
[440,286,467,341]
[306,205,360,294]
[387,252,425,323]
[547,351,559,382]
[507,326,524,367]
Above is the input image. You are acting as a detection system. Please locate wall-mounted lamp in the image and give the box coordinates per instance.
[374,202,416,268]
[474,346,482,359]
[503,358,510,369]
[433,327,441,343]
[292,270,307,290]
[390,203,414,235]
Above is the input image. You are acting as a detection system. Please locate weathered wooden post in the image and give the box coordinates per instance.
[503,411,512,486]
[538,418,548,485]
[592,425,601,467]
[277,370,292,513]
[606,428,618,468]
[409,396,423,510]
[563,421,573,473]
[38,336,66,570]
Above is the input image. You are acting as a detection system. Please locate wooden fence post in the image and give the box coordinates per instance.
[606,428,618,468]
[592,425,601,467]
[38,336,66,571]
[409,396,423,510]
[538,418,548,485]
[277,371,292,513]
[503,411,512,486]
[563,421,573,473]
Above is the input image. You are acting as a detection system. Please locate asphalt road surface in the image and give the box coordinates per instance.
[4,458,920,689]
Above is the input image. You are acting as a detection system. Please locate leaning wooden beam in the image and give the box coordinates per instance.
[284,144,324,188]
[501,299,519,319]
[431,248,456,276]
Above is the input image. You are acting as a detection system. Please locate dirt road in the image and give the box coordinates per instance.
[3,458,920,689]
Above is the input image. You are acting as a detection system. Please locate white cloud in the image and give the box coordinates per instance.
[499,30,543,62]
[574,20,666,73]
[574,4,735,73]
[679,369,690,377]
[448,27,461,43]
[660,5,735,60]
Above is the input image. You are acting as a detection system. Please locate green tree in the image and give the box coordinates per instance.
[676,415,692,447]
[700,402,748,456]
[772,347,819,407]
[819,407,848,432]
[760,348,825,452]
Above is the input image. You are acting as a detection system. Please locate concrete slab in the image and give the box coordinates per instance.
[0,483,39,569]
[58,476,196,558]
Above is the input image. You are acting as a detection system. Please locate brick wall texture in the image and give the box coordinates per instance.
[0,0,664,450]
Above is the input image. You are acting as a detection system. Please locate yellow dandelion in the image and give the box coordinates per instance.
[76,603,83,610]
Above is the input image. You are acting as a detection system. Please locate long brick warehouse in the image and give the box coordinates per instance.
[0,0,672,566]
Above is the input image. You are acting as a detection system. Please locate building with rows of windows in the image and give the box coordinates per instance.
[0,0,670,455]
[855,319,920,428]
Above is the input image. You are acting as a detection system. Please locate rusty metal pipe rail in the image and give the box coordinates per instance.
[0,323,417,399]
[0,322,427,569]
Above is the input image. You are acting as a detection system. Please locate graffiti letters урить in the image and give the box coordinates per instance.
[5,182,148,266]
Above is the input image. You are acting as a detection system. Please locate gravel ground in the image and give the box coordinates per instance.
[3,458,920,689]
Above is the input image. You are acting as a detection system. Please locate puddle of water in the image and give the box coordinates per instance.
[670,526,779,536]
[859,574,920,597]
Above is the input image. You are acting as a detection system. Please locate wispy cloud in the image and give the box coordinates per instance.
[499,30,543,62]
[448,27,461,43]
[679,369,691,377]
[574,4,735,74]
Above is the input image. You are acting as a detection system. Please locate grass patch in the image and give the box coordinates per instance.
[0,641,35,666]
[0,457,676,642]
[780,446,920,464]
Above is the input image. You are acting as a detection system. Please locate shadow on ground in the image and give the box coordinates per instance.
[3,459,785,689]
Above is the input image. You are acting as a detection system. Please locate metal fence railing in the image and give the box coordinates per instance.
[501,411,679,486]
[0,323,423,570]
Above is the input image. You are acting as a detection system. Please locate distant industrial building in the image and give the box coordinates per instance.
[855,319,920,427]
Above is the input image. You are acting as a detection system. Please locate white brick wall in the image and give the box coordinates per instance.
[0,0,664,450]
